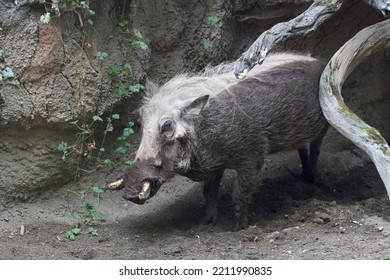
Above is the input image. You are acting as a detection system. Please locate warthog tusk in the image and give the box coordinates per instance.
[105,179,124,190]
[138,181,151,200]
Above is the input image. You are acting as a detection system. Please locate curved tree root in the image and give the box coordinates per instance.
[319,19,390,197]
[234,0,390,78]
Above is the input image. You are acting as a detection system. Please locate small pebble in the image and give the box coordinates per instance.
[312,218,325,224]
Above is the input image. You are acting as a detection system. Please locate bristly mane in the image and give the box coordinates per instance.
[143,62,236,105]
[143,53,317,105]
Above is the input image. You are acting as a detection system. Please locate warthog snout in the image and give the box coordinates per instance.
[122,159,166,204]
[122,180,162,205]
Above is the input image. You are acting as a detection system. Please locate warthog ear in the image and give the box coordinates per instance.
[180,95,209,119]
[144,79,159,99]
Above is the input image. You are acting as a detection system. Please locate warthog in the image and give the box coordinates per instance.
[112,53,329,231]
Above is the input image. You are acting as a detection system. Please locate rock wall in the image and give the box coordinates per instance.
[0,0,388,206]
[0,0,140,206]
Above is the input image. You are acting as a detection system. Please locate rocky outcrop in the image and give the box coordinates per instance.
[0,0,138,206]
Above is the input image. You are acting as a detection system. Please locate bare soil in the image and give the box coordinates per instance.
[1,148,390,260]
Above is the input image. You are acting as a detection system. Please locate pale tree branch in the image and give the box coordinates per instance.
[363,0,390,16]
[319,19,390,197]
[234,0,344,78]
[234,0,390,78]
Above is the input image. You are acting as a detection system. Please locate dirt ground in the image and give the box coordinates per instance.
[1,146,390,260]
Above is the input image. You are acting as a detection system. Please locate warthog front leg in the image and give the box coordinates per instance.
[233,159,265,231]
[202,169,224,226]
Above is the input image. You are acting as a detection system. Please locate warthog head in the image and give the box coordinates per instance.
[122,79,211,204]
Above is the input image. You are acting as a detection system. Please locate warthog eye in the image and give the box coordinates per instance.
[160,119,175,138]
[161,119,172,132]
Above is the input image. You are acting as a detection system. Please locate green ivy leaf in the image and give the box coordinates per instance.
[91,209,106,220]
[40,12,51,24]
[115,146,127,154]
[111,114,120,120]
[68,0,78,8]
[131,41,148,50]
[107,65,121,76]
[57,141,68,161]
[203,41,212,50]
[96,51,108,60]
[123,127,134,138]
[71,227,81,235]
[92,187,104,194]
[207,16,218,31]
[16,210,24,217]
[123,63,132,75]
[57,141,68,152]
[118,84,127,96]
[84,202,94,213]
[208,16,218,23]
[128,84,145,94]
[92,115,103,122]
[2,67,14,79]
[66,231,76,241]
[88,227,98,236]
[133,28,143,39]
[124,160,133,166]
[119,20,129,29]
